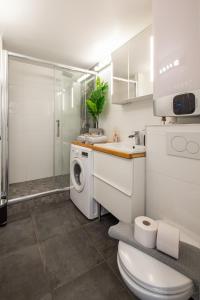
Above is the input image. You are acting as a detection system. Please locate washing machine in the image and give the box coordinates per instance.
[70,144,98,219]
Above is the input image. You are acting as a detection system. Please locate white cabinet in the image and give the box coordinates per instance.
[93,151,145,223]
[112,26,153,104]
[112,43,129,103]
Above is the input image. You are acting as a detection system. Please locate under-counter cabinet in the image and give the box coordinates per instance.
[93,150,145,223]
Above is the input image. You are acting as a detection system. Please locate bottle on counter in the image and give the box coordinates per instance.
[112,130,120,142]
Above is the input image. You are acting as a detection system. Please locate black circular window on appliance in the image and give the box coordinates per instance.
[74,163,82,186]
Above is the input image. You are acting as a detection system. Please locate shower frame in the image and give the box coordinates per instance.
[1,50,97,206]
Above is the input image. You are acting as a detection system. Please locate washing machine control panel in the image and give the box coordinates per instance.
[72,149,80,157]
[71,146,91,159]
[82,152,88,157]
[167,132,200,160]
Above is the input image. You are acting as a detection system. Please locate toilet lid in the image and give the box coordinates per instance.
[118,241,193,295]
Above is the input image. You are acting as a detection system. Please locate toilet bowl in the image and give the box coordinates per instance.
[117,241,193,300]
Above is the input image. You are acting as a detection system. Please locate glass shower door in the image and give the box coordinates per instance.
[54,69,96,189]
[5,54,96,203]
[54,68,83,189]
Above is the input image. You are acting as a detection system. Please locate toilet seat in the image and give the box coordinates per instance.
[118,241,193,300]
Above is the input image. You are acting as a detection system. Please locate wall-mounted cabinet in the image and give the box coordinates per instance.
[112,26,153,104]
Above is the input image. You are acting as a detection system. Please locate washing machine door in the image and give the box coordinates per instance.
[71,158,85,192]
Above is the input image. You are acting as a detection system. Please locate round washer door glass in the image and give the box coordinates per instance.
[71,159,85,192]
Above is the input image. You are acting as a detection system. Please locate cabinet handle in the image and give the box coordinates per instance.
[56,120,60,137]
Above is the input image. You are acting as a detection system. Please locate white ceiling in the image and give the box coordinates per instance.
[0,0,152,69]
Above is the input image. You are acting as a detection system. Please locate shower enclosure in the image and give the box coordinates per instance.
[0,50,96,224]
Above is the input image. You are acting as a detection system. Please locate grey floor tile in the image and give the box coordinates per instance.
[0,245,52,300]
[106,251,140,298]
[7,201,31,222]
[53,262,137,300]
[100,243,118,260]
[0,217,37,256]
[7,191,69,224]
[106,251,122,281]
[30,191,70,213]
[84,221,118,258]
[40,227,103,289]
[32,201,81,241]
[69,200,95,225]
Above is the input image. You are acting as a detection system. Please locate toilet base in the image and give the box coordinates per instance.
[117,255,193,300]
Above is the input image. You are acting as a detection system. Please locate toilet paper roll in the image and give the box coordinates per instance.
[156,221,180,259]
[134,216,158,248]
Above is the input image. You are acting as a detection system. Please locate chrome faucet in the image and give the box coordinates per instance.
[128,131,140,145]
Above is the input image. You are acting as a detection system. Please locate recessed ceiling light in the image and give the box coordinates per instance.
[173,59,180,66]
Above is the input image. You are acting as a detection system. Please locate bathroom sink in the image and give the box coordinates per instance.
[94,142,145,154]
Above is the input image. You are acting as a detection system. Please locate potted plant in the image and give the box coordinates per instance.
[86,77,108,129]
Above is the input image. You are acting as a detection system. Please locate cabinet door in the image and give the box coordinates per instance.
[111,26,153,104]
[112,42,129,104]
[129,26,153,98]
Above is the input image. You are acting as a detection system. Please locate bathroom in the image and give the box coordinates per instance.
[0,0,200,299]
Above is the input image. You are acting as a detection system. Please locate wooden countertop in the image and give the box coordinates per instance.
[71,141,145,159]
[71,140,94,150]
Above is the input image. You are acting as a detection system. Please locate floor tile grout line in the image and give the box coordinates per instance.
[36,219,87,244]
[2,197,125,299]
[52,260,106,293]
[30,212,48,271]
[105,259,136,298]
[36,221,107,294]
[35,225,107,295]
[30,212,56,296]
[31,217,103,271]
[82,221,118,255]
[80,225,109,260]
[52,258,134,299]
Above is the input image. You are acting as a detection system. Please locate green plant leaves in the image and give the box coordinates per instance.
[86,77,108,123]
[86,99,97,119]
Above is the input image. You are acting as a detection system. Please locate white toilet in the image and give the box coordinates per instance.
[117,241,193,300]
[115,126,200,300]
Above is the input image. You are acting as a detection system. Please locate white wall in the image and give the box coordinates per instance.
[0,36,2,51]
[99,65,160,142]
[9,58,55,183]
[146,125,200,241]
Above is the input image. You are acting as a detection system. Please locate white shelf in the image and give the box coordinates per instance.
[112,93,153,105]
[113,76,137,84]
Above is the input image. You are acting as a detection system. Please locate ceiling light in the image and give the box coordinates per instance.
[94,55,111,72]
[173,59,180,66]
[77,73,90,83]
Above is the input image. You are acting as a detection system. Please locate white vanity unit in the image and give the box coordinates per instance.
[93,143,145,223]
